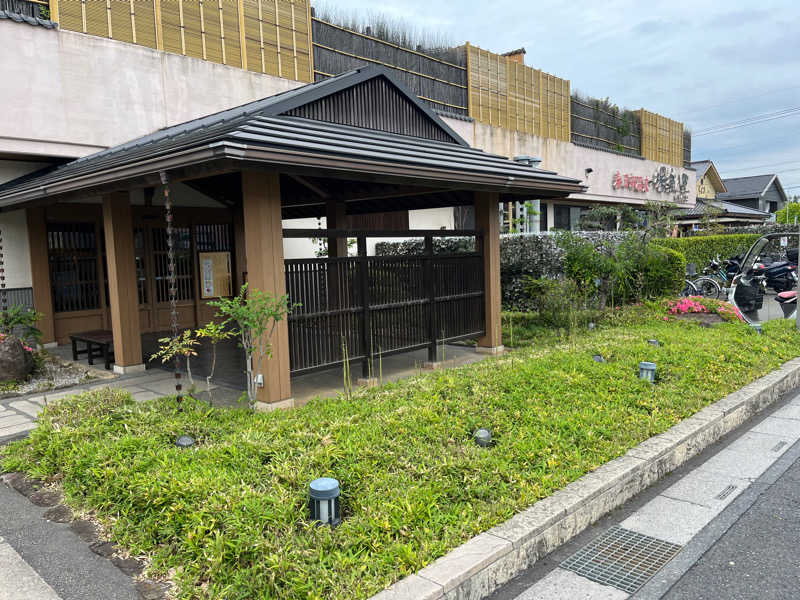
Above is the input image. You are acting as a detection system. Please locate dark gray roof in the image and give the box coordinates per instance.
[677,198,770,219]
[690,160,712,181]
[0,65,584,207]
[0,8,57,28]
[718,174,776,200]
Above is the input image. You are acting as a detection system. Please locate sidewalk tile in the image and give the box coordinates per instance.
[9,401,43,418]
[0,414,33,429]
[514,568,627,600]
[750,416,800,439]
[621,495,713,546]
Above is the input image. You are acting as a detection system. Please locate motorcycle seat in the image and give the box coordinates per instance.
[777,291,797,300]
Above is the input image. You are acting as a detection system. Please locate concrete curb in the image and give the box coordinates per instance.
[369,357,800,600]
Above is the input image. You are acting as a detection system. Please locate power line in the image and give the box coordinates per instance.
[694,107,800,136]
[721,160,800,174]
[681,84,800,119]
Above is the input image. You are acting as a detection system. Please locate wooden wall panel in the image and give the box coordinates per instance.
[54,0,312,82]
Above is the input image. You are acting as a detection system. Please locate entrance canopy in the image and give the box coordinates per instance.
[0,65,585,210]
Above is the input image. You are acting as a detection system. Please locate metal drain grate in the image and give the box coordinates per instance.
[561,526,682,594]
[715,484,737,500]
[771,441,788,453]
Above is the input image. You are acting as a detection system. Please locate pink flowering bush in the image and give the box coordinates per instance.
[665,296,744,323]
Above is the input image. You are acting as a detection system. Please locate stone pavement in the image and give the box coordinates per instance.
[0,369,198,443]
[489,387,800,600]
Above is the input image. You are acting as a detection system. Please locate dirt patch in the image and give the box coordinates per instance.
[0,352,108,399]
[675,313,725,326]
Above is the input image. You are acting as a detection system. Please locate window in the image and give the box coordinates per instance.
[152,227,193,302]
[47,223,100,313]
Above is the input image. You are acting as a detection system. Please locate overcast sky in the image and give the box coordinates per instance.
[322,0,800,198]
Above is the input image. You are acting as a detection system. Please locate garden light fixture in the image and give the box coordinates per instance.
[175,435,195,448]
[473,428,492,447]
[639,362,656,383]
[309,478,341,527]
[592,354,605,363]
[648,339,659,347]
[749,323,763,335]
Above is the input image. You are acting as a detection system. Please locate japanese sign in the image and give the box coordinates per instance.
[612,166,690,203]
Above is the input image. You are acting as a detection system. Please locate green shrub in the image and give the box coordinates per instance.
[522,277,601,328]
[653,234,759,269]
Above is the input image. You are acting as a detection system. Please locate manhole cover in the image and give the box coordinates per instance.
[561,526,682,594]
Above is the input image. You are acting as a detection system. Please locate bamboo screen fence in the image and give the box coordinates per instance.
[466,43,570,141]
[311,18,468,115]
[50,0,313,82]
[639,109,684,167]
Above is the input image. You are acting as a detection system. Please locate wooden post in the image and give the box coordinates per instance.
[325,199,347,258]
[241,171,292,407]
[26,207,55,346]
[102,193,143,372]
[474,191,502,352]
[237,0,248,70]
[49,0,59,23]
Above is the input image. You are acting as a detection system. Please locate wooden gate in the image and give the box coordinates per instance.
[284,230,485,376]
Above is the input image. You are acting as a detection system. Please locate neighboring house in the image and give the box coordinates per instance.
[690,160,727,200]
[718,174,788,214]
[674,198,770,235]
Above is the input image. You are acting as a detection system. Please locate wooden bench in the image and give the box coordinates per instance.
[70,330,115,370]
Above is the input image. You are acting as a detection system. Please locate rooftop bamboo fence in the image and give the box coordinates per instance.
[639,109,684,167]
[466,43,570,141]
[49,0,313,82]
[570,94,642,156]
[311,17,468,114]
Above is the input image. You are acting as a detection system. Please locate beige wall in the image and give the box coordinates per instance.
[0,20,303,159]
[697,173,719,200]
[442,118,697,209]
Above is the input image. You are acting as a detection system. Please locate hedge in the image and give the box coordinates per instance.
[653,234,760,270]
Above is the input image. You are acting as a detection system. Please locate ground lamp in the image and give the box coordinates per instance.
[592,354,605,363]
[648,339,659,347]
[473,428,492,447]
[309,478,341,527]
[749,323,763,335]
[639,362,656,383]
[175,435,195,448]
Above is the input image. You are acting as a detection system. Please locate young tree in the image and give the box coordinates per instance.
[150,330,199,392]
[209,284,293,409]
[195,320,235,405]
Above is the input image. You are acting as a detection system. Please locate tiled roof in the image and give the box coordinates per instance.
[677,198,770,218]
[689,160,712,181]
[0,8,57,29]
[718,174,775,200]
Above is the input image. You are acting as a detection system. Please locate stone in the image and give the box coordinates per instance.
[370,575,443,600]
[43,505,72,523]
[111,556,144,576]
[1,472,42,497]
[89,541,117,557]
[418,533,512,593]
[135,581,168,600]
[28,489,62,507]
[0,335,34,382]
[69,519,99,543]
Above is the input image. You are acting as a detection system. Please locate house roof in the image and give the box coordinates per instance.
[718,174,781,201]
[676,198,770,219]
[0,66,585,208]
[689,159,727,192]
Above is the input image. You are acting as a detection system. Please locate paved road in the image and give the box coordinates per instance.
[490,388,800,600]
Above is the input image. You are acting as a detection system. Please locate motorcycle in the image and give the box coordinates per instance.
[730,233,800,320]
[752,257,797,293]
[775,290,797,319]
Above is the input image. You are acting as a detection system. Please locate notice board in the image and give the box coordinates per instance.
[199,252,232,299]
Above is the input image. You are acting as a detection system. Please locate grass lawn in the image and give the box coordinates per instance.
[2,306,799,599]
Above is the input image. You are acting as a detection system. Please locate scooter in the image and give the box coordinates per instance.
[752,259,797,293]
[775,290,797,319]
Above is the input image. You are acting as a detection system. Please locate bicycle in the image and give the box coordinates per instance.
[692,255,739,300]
[680,279,699,297]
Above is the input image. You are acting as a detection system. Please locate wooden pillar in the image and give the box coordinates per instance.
[325,199,347,258]
[26,207,55,345]
[475,191,503,352]
[241,171,292,406]
[233,203,247,290]
[102,193,144,372]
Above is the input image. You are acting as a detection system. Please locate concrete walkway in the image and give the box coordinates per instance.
[0,369,187,444]
[489,387,800,600]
